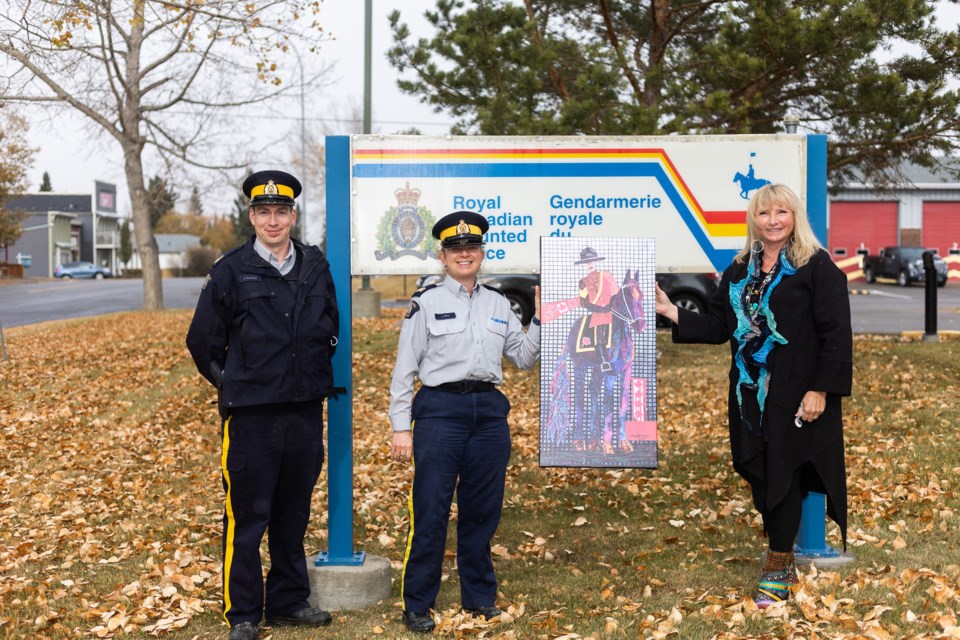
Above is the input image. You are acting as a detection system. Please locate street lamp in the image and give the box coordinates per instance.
[360,0,373,292]
[291,44,308,242]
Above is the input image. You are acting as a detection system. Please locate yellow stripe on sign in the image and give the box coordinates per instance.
[221,416,237,625]
[400,423,416,610]
[703,223,747,237]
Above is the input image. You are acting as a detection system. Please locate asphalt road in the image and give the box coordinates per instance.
[1,277,958,334]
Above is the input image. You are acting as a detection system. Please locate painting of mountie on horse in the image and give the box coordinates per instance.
[541,245,655,467]
[734,164,770,199]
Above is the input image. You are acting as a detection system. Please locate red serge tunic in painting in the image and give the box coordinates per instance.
[671,249,852,545]
[579,270,620,328]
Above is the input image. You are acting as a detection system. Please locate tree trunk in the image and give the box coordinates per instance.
[124,148,163,310]
[123,0,162,311]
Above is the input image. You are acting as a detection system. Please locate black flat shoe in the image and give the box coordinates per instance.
[463,605,502,619]
[266,606,332,627]
[402,610,436,633]
[228,622,259,640]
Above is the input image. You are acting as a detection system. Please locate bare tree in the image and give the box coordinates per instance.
[0,1,331,309]
[293,99,363,246]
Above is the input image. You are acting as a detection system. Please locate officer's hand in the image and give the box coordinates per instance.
[391,431,413,463]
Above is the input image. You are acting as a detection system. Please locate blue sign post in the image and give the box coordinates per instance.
[315,136,364,566]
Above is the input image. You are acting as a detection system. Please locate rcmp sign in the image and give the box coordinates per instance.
[349,135,821,275]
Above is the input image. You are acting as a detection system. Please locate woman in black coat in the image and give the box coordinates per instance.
[655,183,852,608]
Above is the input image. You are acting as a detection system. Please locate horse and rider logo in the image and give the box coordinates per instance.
[374,181,439,261]
[733,162,770,200]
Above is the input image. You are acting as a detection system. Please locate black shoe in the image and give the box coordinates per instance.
[266,606,332,627]
[228,622,259,640]
[464,605,502,619]
[402,610,436,633]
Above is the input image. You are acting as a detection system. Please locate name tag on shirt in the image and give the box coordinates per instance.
[435,312,457,320]
[240,274,262,282]
[490,317,508,325]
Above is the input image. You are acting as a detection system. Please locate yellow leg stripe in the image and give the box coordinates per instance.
[221,416,237,625]
[400,422,416,609]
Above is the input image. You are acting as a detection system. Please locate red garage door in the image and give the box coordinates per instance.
[829,201,899,258]
[921,202,960,255]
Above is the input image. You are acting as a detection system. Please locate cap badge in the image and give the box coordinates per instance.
[456,220,470,234]
[265,180,278,195]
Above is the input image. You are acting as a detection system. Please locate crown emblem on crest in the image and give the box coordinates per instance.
[265,180,278,195]
[376,181,438,262]
[456,220,470,234]
[395,182,422,207]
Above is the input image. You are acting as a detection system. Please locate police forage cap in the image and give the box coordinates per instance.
[243,170,302,206]
[433,211,489,247]
[575,246,605,264]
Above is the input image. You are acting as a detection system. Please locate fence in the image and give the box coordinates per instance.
[0,263,24,278]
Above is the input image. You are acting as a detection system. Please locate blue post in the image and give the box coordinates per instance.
[316,135,364,566]
[806,134,828,246]
[794,492,843,559]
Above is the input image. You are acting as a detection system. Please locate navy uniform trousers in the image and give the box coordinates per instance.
[401,386,512,613]
[220,399,325,626]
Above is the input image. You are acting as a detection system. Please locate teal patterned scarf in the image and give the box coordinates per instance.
[729,247,797,430]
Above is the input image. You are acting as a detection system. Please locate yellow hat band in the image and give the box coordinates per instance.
[249,183,295,199]
[439,224,482,241]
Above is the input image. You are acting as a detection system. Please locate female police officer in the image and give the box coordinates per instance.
[389,211,541,633]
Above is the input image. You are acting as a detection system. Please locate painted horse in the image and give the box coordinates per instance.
[545,270,646,453]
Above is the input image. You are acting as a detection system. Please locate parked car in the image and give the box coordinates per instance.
[414,272,718,326]
[53,261,113,280]
[862,247,948,287]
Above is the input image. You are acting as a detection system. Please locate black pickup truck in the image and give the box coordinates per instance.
[862,246,948,287]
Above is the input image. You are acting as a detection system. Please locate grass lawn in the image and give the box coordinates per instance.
[1,310,958,639]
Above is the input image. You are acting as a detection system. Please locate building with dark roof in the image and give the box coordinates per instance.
[3,182,120,278]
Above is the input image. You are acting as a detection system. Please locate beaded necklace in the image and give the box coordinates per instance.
[744,267,776,319]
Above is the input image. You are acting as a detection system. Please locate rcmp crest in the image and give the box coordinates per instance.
[375,182,438,261]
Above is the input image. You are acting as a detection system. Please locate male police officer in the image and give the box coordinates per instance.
[186,170,338,640]
[389,211,540,633]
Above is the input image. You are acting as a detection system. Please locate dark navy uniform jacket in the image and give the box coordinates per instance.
[186,237,339,410]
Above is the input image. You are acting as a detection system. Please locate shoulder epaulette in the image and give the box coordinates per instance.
[213,244,243,267]
[412,283,439,298]
[482,284,506,297]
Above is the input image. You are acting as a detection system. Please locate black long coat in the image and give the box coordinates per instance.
[672,249,852,543]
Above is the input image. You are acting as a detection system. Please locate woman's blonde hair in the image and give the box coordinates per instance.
[734,183,822,267]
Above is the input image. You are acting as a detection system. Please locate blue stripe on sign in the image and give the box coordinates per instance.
[353,161,737,271]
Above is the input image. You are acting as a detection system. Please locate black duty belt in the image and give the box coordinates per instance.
[432,380,496,393]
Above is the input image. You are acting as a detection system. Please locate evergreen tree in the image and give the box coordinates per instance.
[388,0,960,186]
[232,191,252,246]
[188,185,203,216]
[119,219,133,268]
[39,171,52,192]
[146,176,178,230]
